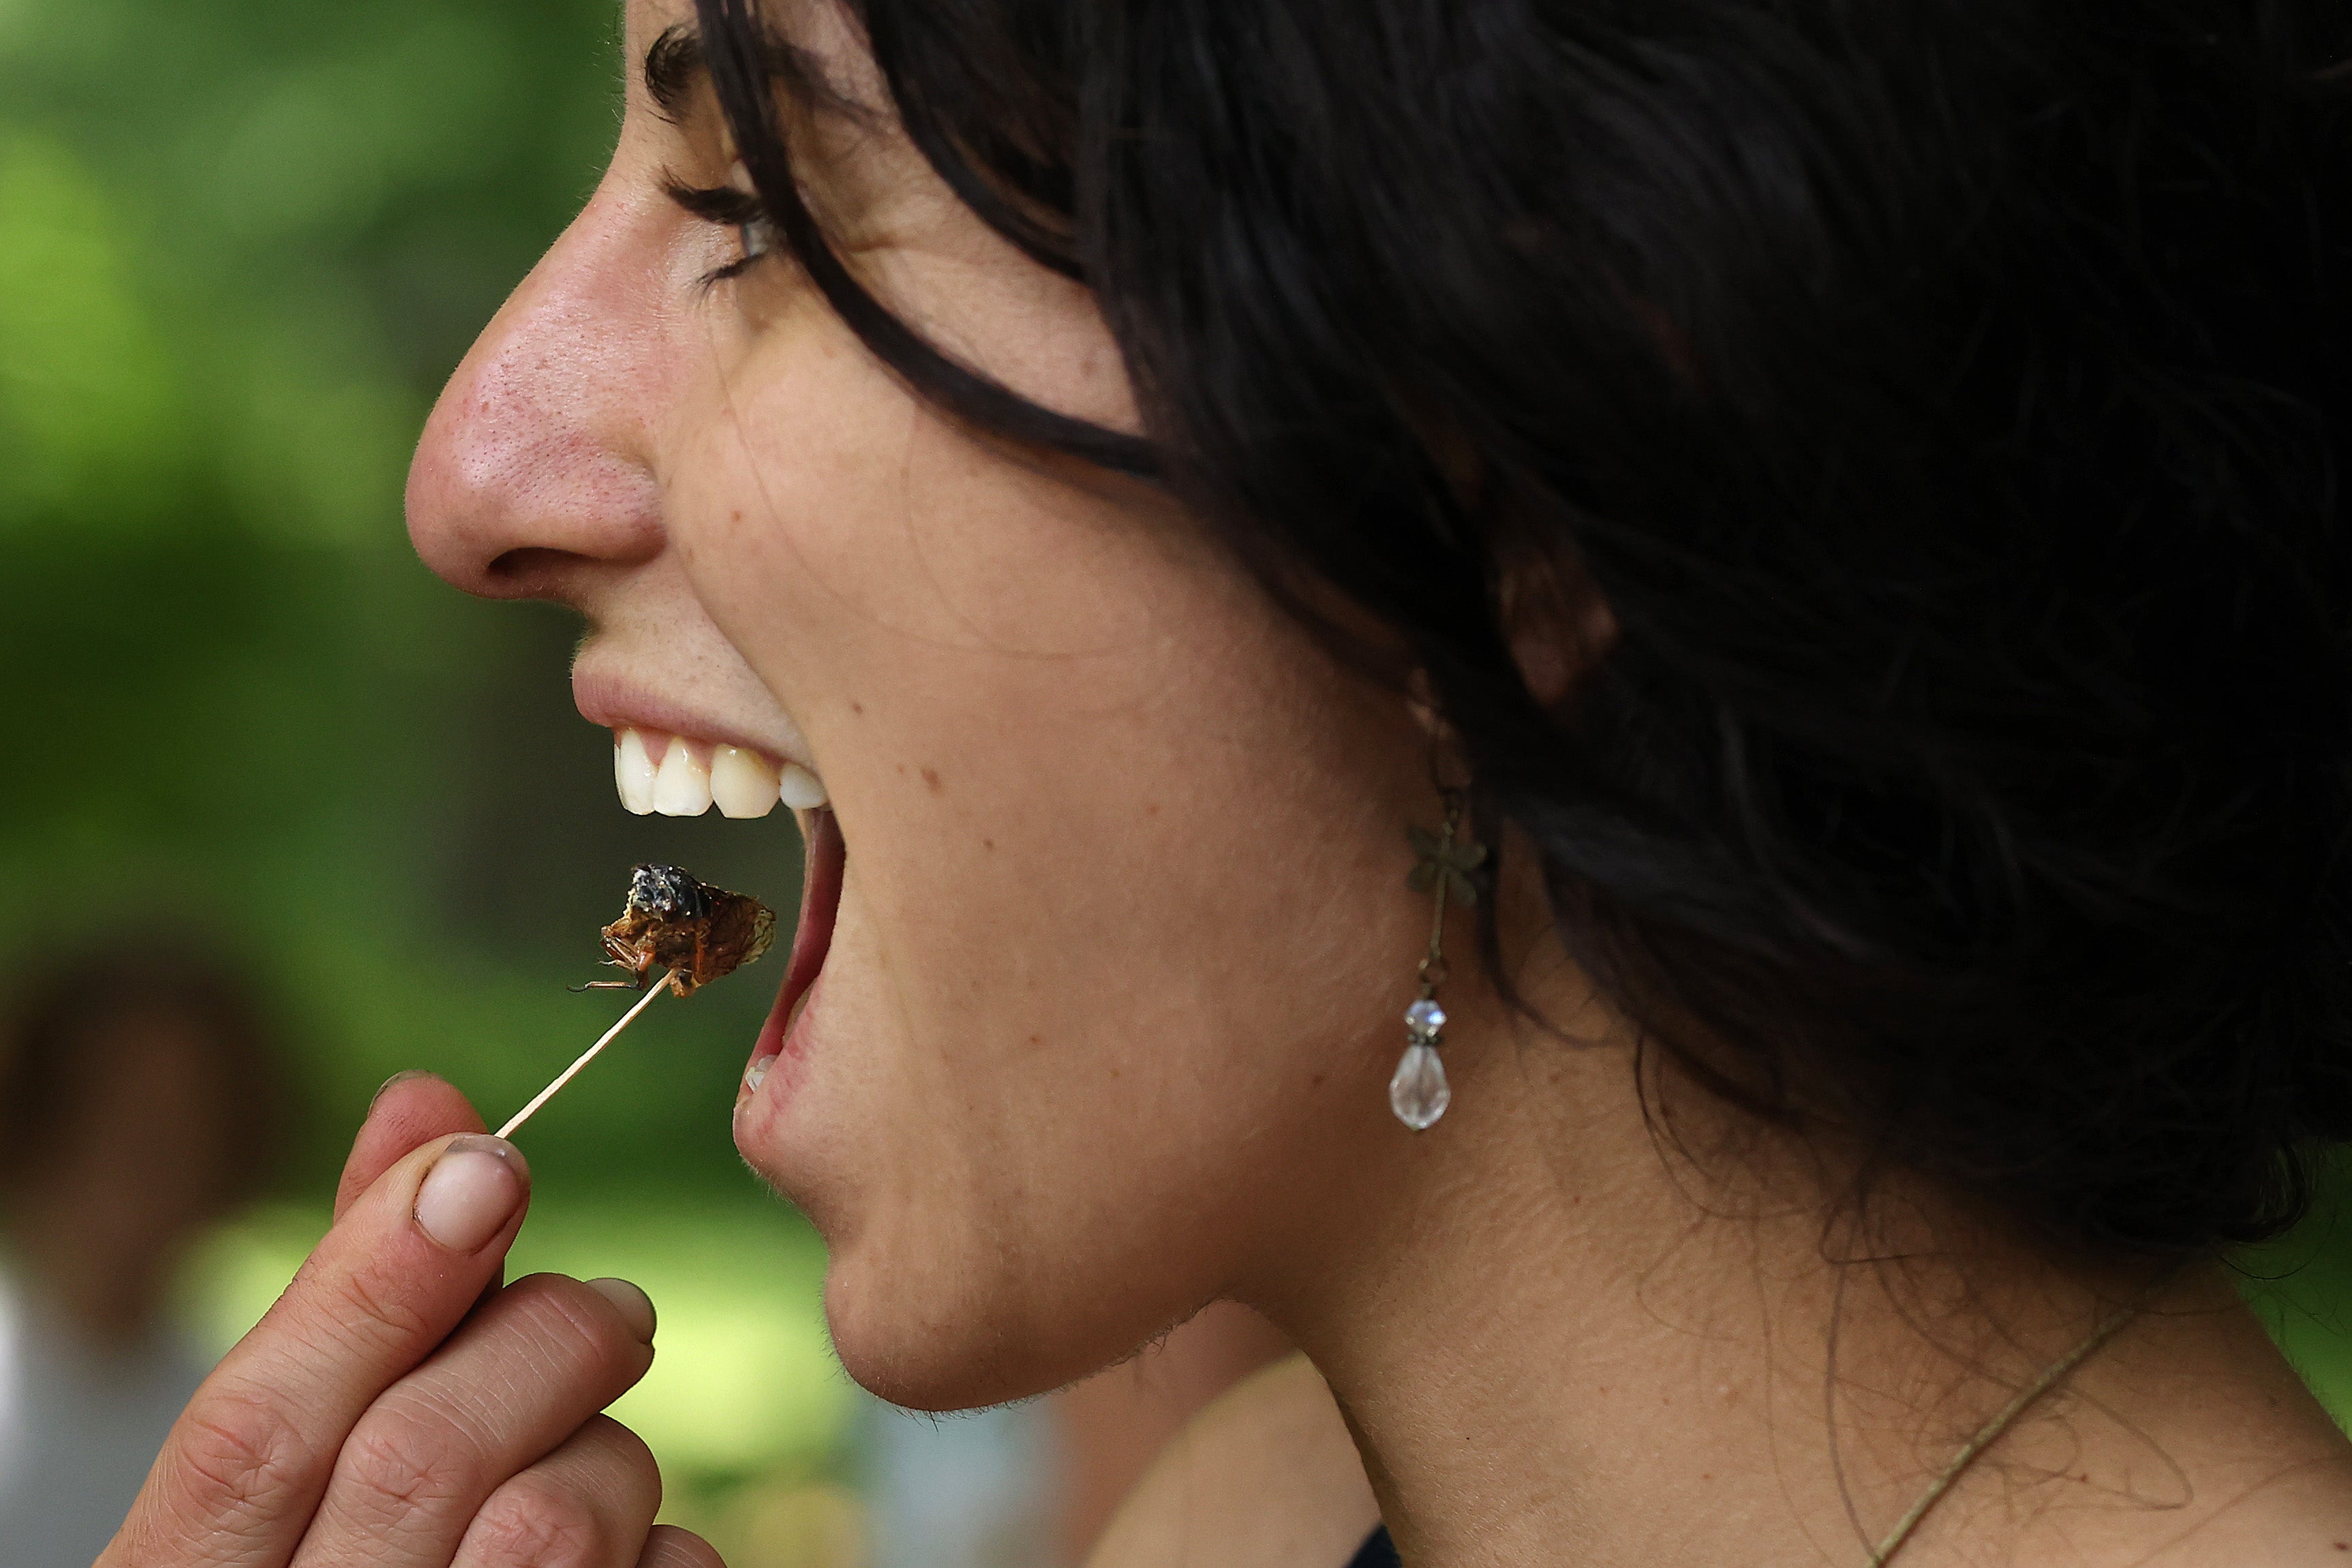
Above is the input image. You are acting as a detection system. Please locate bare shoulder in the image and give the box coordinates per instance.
[1084,1352,1381,1568]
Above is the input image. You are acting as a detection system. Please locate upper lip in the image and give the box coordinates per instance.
[572,666,815,769]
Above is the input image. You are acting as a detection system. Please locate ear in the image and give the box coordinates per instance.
[1394,396,1619,713]
[1503,555,1619,709]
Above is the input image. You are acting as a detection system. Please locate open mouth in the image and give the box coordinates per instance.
[754,804,845,1069]
[593,720,838,1089]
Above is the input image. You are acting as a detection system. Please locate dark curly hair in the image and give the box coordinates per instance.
[687,0,2352,1257]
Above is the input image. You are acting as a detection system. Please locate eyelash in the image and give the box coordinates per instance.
[665,180,782,284]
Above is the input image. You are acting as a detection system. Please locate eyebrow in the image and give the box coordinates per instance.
[643,24,707,123]
[641,20,885,130]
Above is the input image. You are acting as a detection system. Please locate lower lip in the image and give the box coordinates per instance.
[753,971,819,1066]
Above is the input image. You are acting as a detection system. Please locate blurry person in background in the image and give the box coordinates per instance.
[0,942,284,1567]
[1048,1304,1290,1563]
[862,1301,1289,1568]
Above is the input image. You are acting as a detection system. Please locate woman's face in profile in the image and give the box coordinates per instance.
[408,0,1439,1411]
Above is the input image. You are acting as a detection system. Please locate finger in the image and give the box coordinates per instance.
[105,1130,531,1568]
[339,1073,487,1220]
[448,1415,661,1568]
[638,1527,727,1568]
[296,1276,658,1568]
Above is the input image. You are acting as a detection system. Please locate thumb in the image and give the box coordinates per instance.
[335,1071,487,1221]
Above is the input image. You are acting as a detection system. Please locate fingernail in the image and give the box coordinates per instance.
[371,1069,439,1109]
[416,1135,528,1252]
[587,1277,657,1342]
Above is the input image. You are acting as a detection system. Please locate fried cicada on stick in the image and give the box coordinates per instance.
[587,863,778,998]
[495,865,778,1140]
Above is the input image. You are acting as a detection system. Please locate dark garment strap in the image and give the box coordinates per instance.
[1348,1524,1401,1568]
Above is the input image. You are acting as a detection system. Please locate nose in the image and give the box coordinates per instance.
[407,174,669,602]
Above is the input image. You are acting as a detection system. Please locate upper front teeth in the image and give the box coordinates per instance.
[615,730,660,814]
[712,745,780,817]
[613,728,821,818]
[654,736,713,816]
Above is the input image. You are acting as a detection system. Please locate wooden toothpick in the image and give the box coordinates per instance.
[496,972,677,1140]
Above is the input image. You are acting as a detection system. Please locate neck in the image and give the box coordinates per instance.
[1249,968,2352,1568]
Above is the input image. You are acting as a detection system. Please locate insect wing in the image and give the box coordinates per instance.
[742,900,778,967]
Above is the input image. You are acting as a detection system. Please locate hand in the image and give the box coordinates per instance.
[99,1073,722,1568]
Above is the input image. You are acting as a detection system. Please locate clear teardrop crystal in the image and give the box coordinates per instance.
[1389,1041,1452,1131]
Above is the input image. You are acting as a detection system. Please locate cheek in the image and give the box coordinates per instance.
[671,323,1427,1407]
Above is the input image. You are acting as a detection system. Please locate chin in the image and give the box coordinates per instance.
[816,1207,1188,1414]
[818,1245,1049,1413]
[729,1122,1026,1409]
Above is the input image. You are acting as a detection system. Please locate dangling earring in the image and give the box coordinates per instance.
[1394,788,1486,1130]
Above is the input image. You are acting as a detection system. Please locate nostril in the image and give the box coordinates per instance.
[482,546,587,598]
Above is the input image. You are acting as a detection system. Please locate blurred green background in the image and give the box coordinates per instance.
[1,1,2351,1563]
[0,0,851,1558]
